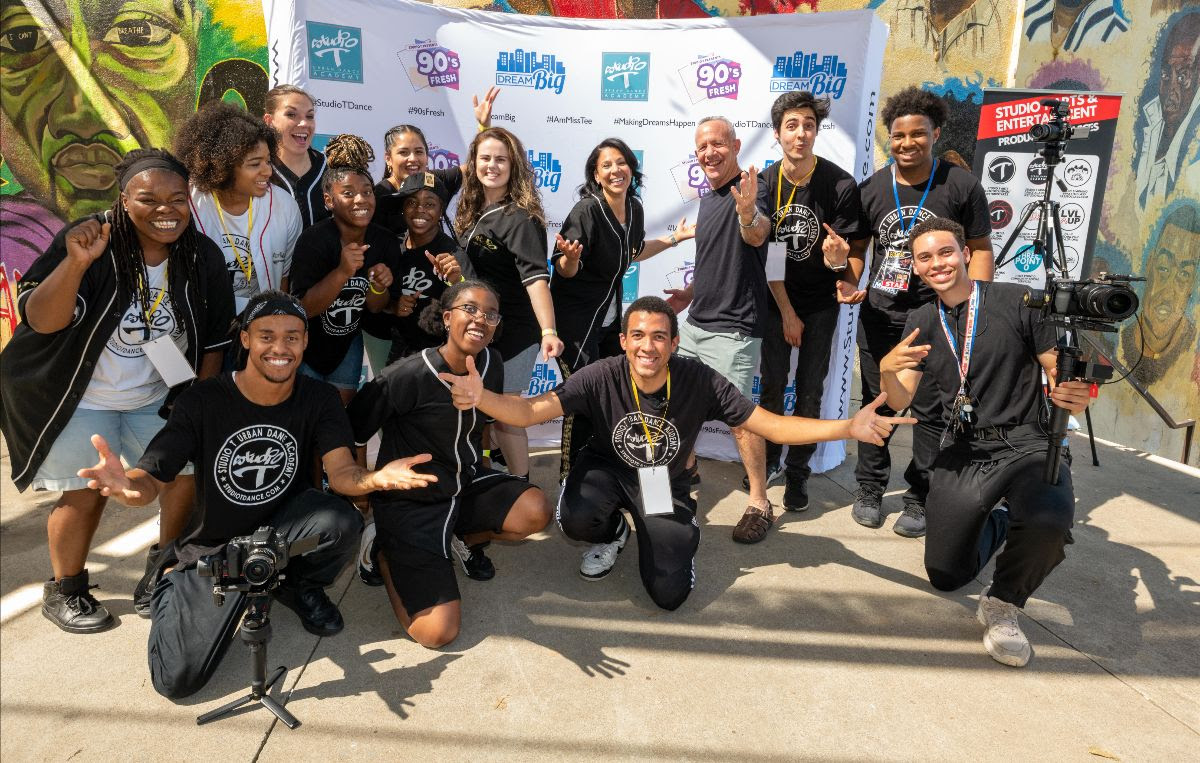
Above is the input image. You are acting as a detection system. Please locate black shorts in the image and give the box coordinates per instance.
[376,471,534,617]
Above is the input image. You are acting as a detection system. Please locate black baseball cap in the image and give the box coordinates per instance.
[395,171,451,208]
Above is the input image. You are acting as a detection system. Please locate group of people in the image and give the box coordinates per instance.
[0,82,1095,700]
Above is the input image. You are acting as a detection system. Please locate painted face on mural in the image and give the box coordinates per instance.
[1158,15,1200,151]
[1141,208,1200,353]
[0,0,198,220]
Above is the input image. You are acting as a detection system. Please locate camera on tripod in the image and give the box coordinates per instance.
[1025,272,1141,327]
[1028,98,1075,144]
[198,526,317,605]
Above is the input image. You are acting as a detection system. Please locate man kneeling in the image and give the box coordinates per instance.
[440,296,914,610]
[80,292,434,698]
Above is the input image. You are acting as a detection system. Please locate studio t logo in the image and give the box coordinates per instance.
[987,155,1015,184]
[601,52,650,101]
[322,276,368,336]
[612,413,680,468]
[307,22,363,83]
[214,426,299,506]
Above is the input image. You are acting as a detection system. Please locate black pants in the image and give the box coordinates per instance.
[925,433,1074,607]
[559,322,623,481]
[758,303,839,482]
[558,452,699,611]
[147,490,362,699]
[854,310,941,503]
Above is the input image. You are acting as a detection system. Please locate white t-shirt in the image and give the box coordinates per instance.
[80,261,188,410]
[189,185,302,311]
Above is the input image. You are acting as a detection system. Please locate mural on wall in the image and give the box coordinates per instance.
[1019,4,1200,465]
[0,0,269,345]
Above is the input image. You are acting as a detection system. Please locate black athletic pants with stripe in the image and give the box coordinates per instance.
[558,452,700,611]
[147,490,361,699]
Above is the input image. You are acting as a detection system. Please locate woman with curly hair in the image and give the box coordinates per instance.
[289,135,398,405]
[454,126,562,480]
[263,84,329,229]
[0,149,234,633]
[175,102,303,313]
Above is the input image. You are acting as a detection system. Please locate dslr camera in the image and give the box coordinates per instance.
[1024,272,1141,328]
[198,526,316,605]
[1028,98,1074,144]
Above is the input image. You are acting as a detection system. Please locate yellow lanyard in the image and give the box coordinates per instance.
[213,195,254,283]
[629,364,670,449]
[137,263,168,326]
[775,157,817,218]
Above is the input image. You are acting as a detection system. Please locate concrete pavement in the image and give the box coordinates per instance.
[1,428,1197,761]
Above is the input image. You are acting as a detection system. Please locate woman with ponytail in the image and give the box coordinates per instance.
[0,148,235,634]
[263,84,329,228]
[288,134,398,404]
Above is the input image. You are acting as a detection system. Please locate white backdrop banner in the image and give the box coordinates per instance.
[264,0,888,470]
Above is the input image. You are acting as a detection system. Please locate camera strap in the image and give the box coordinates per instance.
[938,281,980,436]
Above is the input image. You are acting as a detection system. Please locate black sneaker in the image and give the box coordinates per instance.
[783,478,809,512]
[133,544,165,618]
[851,485,884,528]
[684,462,701,485]
[273,585,344,637]
[42,570,115,634]
[893,500,926,538]
[452,537,496,581]
[742,463,786,491]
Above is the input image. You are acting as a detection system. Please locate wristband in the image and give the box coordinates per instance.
[369,283,387,295]
[477,123,486,133]
[739,210,761,229]
[826,260,848,272]
[541,328,558,337]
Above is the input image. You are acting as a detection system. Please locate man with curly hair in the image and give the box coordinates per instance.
[175,103,303,314]
[847,86,993,538]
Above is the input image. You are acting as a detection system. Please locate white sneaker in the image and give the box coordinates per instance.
[977,593,1032,667]
[580,517,630,580]
[358,519,383,586]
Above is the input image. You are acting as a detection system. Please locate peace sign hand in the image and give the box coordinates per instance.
[729,166,759,221]
[821,223,850,266]
[473,86,500,127]
[880,328,931,374]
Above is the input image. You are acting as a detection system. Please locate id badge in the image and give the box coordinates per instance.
[142,335,196,387]
[637,466,674,516]
[872,249,913,294]
[765,241,788,282]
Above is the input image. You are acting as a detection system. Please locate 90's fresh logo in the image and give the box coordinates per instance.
[399,39,460,91]
[669,154,711,203]
[307,22,363,83]
[679,54,741,104]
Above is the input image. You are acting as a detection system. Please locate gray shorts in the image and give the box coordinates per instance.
[677,320,761,399]
[502,344,542,395]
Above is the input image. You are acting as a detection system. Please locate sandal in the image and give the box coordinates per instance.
[732,502,775,544]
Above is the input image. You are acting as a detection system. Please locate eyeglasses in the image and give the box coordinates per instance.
[452,304,501,326]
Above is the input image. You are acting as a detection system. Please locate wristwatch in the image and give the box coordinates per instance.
[739,210,761,228]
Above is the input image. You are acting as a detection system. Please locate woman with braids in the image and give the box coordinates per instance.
[176,102,303,314]
[551,138,695,475]
[455,126,562,481]
[347,279,552,647]
[0,149,235,634]
[289,134,398,405]
[263,84,329,228]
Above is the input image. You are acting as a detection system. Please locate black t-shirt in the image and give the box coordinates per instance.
[690,174,769,337]
[858,161,990,325]
[271,149,330,229]
[757,158,865,316]
[346,346,504,554]
[371,167,463,236]
[289,219,402,374]
[461,203,549,359]
[391,230,475,357]
[551,194,646,366]
[137,373,355,565]
[904,281,1058,436]
[555,355,756,483]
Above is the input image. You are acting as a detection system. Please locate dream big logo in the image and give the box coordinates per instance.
[601,52,650,101]
[612,413,681,468]
[678,54,741,104]
[770,50,847,99]
[214,426,299,506]
[307,22,363,83]
[398,39,461,91]
[528,150,563,193]
[495,48,566,94]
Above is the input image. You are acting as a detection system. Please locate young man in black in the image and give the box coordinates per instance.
[754,90,868,511]
[438,296,915,611]
[879,218,1092,667]
[849,86,994,538]
[80,292,436,699]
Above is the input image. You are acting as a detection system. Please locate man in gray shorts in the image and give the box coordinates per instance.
[666,116,775,543]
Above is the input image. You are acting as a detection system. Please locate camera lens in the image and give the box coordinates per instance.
[242,551,276,586]
[1081,283,1138,321]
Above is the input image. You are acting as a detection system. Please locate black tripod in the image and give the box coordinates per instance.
[196,592,300,729]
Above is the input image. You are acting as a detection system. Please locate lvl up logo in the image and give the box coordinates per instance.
[601,52,650,101]
[399,39,461,91]
[679,54,742,104]
[307,22,363,83]
[495,49,566,94]
[770,50,847,98]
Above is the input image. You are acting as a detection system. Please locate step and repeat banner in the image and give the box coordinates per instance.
[264,0,888,469]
